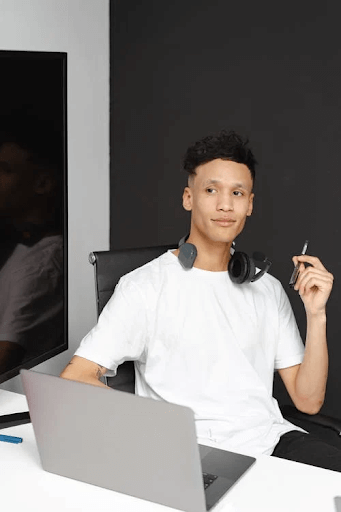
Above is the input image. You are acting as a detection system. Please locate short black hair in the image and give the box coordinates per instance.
[183,129,257,182]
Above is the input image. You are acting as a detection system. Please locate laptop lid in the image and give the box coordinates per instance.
[21,369,207,512]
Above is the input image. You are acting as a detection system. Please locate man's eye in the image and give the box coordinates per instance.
[206,188,217,194]
[233,191,243,196]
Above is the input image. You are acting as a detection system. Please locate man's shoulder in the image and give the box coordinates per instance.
[260,270,282,287]
[119,249,178,287]
[253,270,285,300]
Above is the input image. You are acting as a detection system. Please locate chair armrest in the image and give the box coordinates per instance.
[281,404,341,435]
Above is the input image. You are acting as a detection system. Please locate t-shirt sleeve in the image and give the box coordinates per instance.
[74,276,148,376]
[274,284,305,370]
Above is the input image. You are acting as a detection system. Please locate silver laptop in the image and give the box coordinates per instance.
[21,369,256,512]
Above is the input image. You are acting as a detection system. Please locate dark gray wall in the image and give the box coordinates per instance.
[110,1,341,418]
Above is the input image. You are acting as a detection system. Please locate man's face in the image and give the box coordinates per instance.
[183,158,254,245]
[0,142,37,216]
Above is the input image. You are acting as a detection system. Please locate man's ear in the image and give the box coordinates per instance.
[182,186,192,211]
[247,193,254,217]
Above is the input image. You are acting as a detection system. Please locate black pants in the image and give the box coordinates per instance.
[272,430,341,472]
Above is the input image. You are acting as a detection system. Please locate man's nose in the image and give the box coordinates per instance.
[217,193,234,211]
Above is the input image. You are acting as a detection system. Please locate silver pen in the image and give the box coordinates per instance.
[289,240,309,288]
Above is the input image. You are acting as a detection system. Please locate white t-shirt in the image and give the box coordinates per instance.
[75,250,305,457]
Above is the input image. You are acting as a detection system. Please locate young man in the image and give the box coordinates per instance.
[61,130,338,470]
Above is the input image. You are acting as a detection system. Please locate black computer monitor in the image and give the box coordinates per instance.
[0,50,68,427]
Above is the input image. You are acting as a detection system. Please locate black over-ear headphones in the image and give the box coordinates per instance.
[178,235,272,284]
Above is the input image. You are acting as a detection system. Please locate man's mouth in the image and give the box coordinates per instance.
[212,218,236,226]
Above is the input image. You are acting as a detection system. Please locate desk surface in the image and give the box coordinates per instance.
[1,389,341,512]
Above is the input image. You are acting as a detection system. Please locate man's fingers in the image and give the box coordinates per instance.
[292,254,326,271]
[294,267,334,293]
[295,274,332,293]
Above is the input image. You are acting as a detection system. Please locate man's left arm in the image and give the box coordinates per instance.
[278,254,333,415]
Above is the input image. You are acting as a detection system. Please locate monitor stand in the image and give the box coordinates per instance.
[0,411,31,429]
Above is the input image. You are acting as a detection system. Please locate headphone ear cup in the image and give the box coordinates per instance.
[178,243,197,269]
[228,251,255,284]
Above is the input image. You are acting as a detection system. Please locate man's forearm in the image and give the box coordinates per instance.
[61,371,110,389]
[60,359,110,389]
[295,312,328,414]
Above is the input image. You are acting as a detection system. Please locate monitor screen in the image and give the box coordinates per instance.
[0,50,68,385]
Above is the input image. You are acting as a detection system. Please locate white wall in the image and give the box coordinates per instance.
[0,0,110,393]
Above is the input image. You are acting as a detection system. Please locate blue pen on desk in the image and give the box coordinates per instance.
[0,434,23,444]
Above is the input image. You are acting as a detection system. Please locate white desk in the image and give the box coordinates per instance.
[1,389,341,512]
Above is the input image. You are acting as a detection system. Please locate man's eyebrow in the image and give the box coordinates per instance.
[202,179,248,189]
[203,179,221,186]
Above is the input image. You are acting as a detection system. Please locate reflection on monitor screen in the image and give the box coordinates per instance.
[0,50,68,387]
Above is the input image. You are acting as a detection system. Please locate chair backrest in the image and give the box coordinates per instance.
[89,244,176,392]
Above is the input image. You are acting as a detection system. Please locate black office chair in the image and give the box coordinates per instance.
[89,245,341,446]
